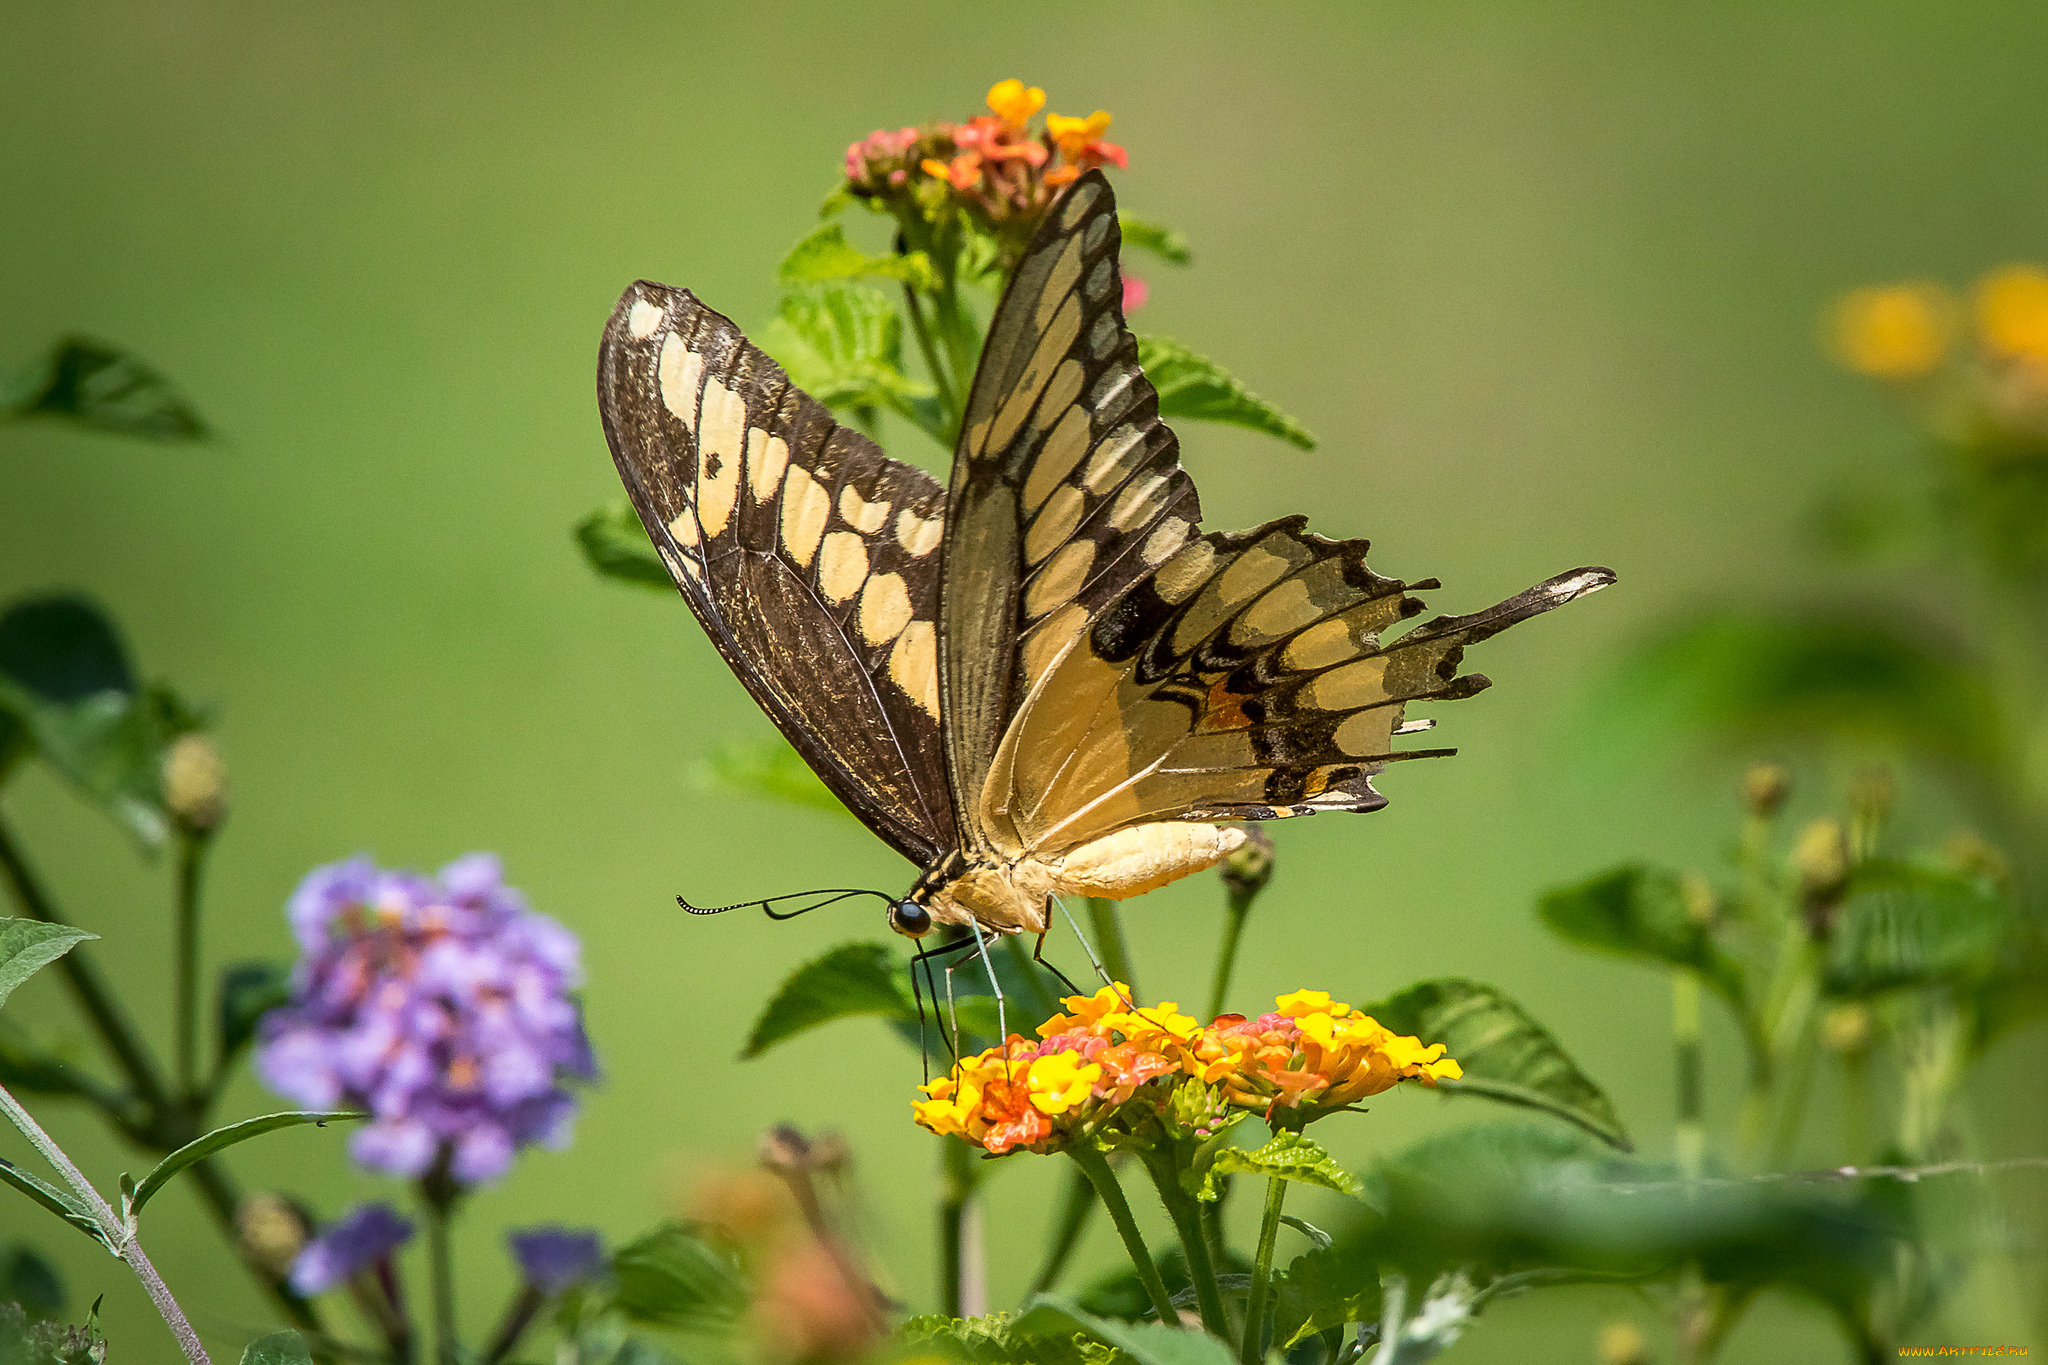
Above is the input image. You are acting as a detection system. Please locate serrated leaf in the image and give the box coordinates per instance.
[1363,979,1632,1152]
[1824,860,2012,997]
[0,921,97,1011]
[1272,1240,1381,1348]
[759,284,935,423]
[0,1159,108,1248]
[609,1223,747,1329]
[575,503,673,591]
[0,597,202,849]
[689,736,847,817]
[1136,336,1315,450]
[4,337,208,441]
[216,961,293,1066]
[237,1330,314,1365]
[742,942,915,1059]
[779,223,938,292]
[128,1111,362,1218]
[1017,1297,1236,1365]
[902,1310,1094,1365]
[1539,867,1747,1017]
[1117,216,1191,266]
[1204,1131,1362,1199]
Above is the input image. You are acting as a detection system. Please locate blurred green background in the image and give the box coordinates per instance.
[4,2,2046,1359]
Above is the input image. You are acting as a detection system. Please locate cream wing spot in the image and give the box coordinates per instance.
[1233,578,1316,646]
[895,509,943,556]
[695,379,746,537]
[657,335,703,430]
[665,512,700,549]
[1153,540,1218,604]
[837,486,891,533]
[1142,518,1191,566]
[1108,472,1169,529]
[857,572,914,646]
[1085,255,1115,303]
[889,621,940,719]
[1081,424,1145,492]
[626,299,664,340]
[1309,657,1390,712]
[1335,708,1398,757]
[1021,406,1093,510]
[1219,544,1292,604]
[817,531,870,604]
[1059,181,1102,229]
[1036,360,1086,430]
[746,431,789,502]
[780,465,832,569]
[1021,602,1089,687]
[1025,539,1095,620]
[1281,616,1357,671]
[1024,485,1088,564]
[1035,236,1086,328]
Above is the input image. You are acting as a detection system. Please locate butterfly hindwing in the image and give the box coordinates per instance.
[598,283,958,866]
[942,172,1201,851]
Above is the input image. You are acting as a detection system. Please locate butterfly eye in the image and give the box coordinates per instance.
[889,900,934,938]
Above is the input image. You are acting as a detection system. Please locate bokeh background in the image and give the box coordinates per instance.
[4,3,2046,1359]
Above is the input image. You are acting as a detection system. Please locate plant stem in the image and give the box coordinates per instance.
[1673,971,1704,1181]
[1085,898,1135,994]
[175,830,209,1104]
[0,1081,210,1364]
[1376,1272,1409,1365]
[900,281,958,438]
[1068,1145,1177,1324]
[1206,886,1256,1022]
[1241,1175,1288,1365]
[938,1138,980,1317]
[1139,1147,1230,1338]
[420,1173,461,1365]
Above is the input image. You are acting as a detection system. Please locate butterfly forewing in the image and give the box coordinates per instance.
[942,173,1202,853]
[598,283,959,866]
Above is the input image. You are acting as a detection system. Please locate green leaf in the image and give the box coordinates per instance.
[1824,860,2013,997]
[0,597,202,849]
[609,1223,747,1330]
[215,961,293,1067]
[778,223,938,292]
[1589,610,2004,768]
[1272,1239,1381,1348]
[237,1330,314,1365]
[1539,866,1747,1016]
[575,503,673,592]
[128,1111,362,1219]
[1363,978,1633,1152]
[1204,1131,1362,1199]
[688,737,847,817]
[1136,336,1316,450]
[1117,216,1191,266]
[901,1311,1096,1365]
[759,284,936,427]
[0,1159,108,1248]
[742,942,914,1059]
[1017,1296,1235,1365]
[0,921,96,1012]
[3,337,208,441]
[0,1240,67,1320]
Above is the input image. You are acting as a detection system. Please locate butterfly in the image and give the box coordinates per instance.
[597,170,1613,950]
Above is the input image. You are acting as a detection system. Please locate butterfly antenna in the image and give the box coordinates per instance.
[676,888,894,921]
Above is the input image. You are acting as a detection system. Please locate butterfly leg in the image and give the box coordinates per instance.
[1028,930,1087,1001]
[909,933,982,1081]
[963,918,1008,1048]
[1051,896,1137,1008]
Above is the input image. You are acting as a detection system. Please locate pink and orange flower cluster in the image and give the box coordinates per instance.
[913,986,1461,1156]
[844,79,1127,230]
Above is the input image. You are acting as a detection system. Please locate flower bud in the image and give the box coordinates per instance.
[1220,827,1274,901]
[1679,871,1718,927]
[1741,764,1790,820]
[1794,817,1852,936]
[162,733,228,833]
[236,1192,311,1280]
[1598,1321,1650,1365]
[1820,1003,1874,1055]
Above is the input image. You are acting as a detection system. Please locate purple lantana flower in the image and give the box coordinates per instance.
[257,854,597,1185]
[509,1227,606,1295]
[290,1203,414,1295]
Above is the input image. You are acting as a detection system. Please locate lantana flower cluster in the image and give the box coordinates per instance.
[1831,264,2048,447]
[913,986,1461,1156]
[843,79,1127,236]
[256,854,596,1185]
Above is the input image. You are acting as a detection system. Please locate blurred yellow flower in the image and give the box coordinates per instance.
[1046,110,1113,160]
[986,79,1045,131]
[1975,264,2048,364]
[1829,283,1956,379]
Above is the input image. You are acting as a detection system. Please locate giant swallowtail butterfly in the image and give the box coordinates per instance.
[597,171,1612,946]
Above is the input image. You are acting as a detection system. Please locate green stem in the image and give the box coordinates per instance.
[1068,1145,1177,1324]
[1376,1272,1409,1365]
[420,1172,461,1365]
[175,831,209,1105]
[900,281,958,439]
[938,1138,980,1317]
[1207,888,1255,1021]
[1673,971,1704,1181]
[1085,898,1135,995]
[1241,1176,1288,1365]
[1139,1147,1229,1338]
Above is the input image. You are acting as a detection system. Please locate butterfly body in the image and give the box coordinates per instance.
[597,172,1614,943]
